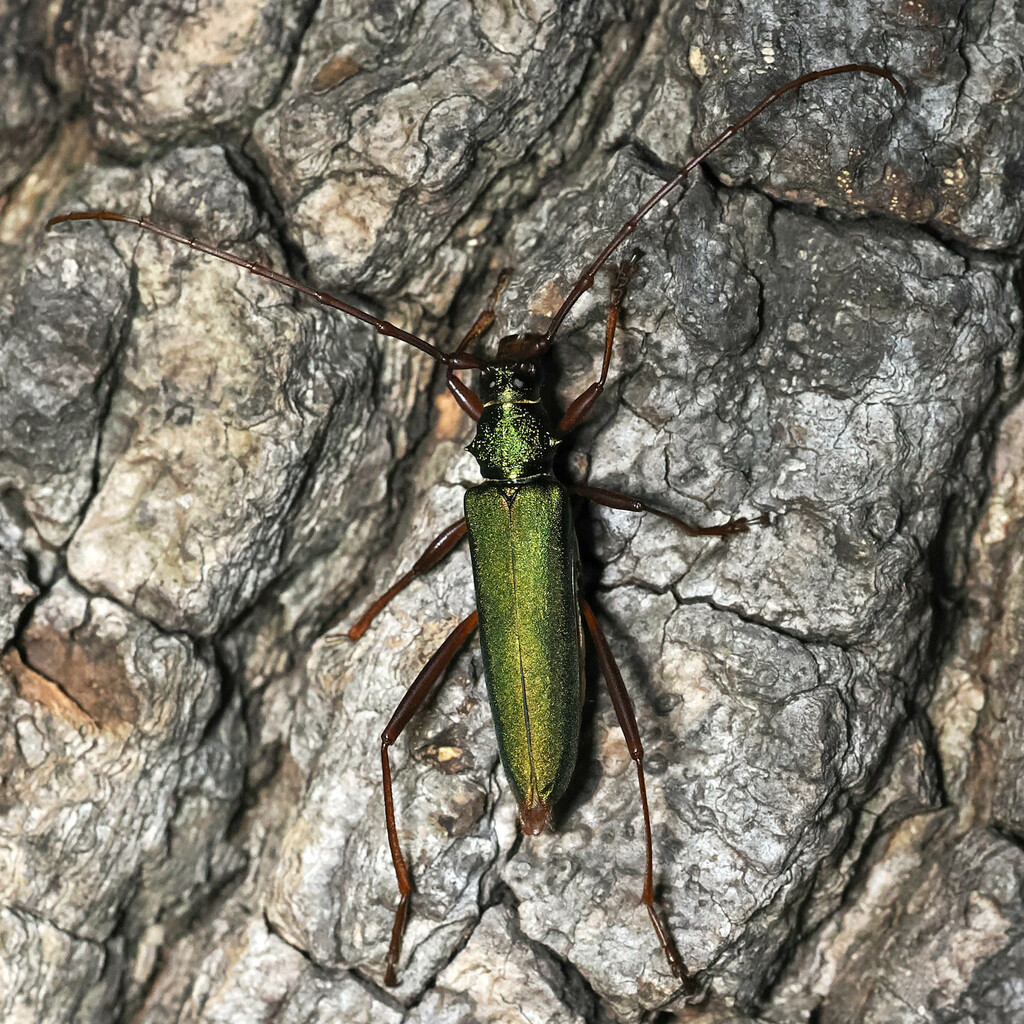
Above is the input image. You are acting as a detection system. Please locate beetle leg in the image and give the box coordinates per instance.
[446,269,512,421]
[558,249,643,434]
[324,519,468,644]
[580,599,696,991]
[573,483,770,537]
[380,609,479,987]
[452,268,511,358]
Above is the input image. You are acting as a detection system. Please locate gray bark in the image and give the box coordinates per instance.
[1,0,1022,1021]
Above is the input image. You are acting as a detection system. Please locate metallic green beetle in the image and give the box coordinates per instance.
[48,62,902,992]
[465,377,582,832]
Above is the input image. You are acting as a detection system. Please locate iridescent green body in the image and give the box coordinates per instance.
[464,363,583,832]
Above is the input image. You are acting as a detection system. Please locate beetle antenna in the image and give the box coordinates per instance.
[540,62,904,348]
[46,209,481,370]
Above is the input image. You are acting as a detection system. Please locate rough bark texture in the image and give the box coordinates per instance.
[1,0,1022,1022]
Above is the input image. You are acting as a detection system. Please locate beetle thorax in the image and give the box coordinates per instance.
[466,361,558,481]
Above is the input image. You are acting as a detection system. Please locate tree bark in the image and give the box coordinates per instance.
[1,0,1022,1021]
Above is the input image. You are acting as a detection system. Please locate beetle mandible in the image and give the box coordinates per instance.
[48,62,903,989]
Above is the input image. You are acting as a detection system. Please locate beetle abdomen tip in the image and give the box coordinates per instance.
[518,800,551,835]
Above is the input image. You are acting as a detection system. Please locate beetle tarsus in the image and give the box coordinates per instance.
[383,893,410,987]
[718,511,772,536]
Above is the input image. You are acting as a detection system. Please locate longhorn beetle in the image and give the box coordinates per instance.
[49,63,903,989]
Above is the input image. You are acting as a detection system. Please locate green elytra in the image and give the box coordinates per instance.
[47,63,903,991]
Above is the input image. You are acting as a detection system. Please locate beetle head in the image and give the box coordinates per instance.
[480,351,543,406]
[495,331,547,363]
